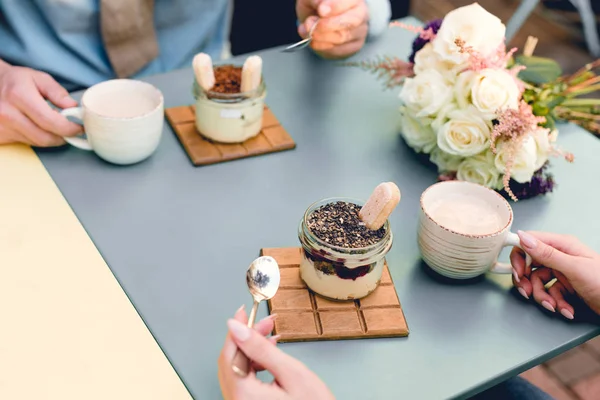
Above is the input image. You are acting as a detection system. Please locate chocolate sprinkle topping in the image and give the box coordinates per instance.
[212,65,242,94]
[307,201,386,249]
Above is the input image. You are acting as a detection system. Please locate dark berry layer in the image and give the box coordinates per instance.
[304,249,374,281]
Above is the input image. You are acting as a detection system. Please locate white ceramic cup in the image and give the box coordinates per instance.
[418,181,531,279]
[60,79,164,165]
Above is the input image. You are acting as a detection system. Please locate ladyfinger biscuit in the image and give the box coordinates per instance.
[192,53,215,91]
[241,55,262,92]
[359,182,401,230]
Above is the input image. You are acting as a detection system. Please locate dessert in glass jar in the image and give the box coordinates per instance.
[298,197,394,300]
[192,54,266,143]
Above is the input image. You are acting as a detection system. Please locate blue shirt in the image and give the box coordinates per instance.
[0,0,391,90]
[0,0,230,90]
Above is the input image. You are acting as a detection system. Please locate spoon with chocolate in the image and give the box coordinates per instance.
[231,256,280,377]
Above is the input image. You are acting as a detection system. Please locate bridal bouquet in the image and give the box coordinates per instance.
[348,3,599,201]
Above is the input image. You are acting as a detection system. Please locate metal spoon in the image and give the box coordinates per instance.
[282,18,320,53]
[231,256,281,377]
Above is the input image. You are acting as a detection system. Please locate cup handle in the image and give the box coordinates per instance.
[490,231,533,274]
[60,107,92,151]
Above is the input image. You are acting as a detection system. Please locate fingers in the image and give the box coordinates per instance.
[547,280,575,320]
[530,268,557,313]
[227,318,308,389]
[298,1,368,56]
[316,2,368,33]
[12,83,82,138]
[221,306,249,360]
[250,335,281,372]
[312,23,368,47]
[222,307,277,361]
[254,314,276,337]
[318,0,361,17]
[33,71,78,109]
[298,16,319,39]
[554,270,575,295]
[518,231,579,276]
[0,104,65,147]
[511,247,526,283]
[522,231,595,258]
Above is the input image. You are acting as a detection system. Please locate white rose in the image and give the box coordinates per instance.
[431,102,458,133]
[399,69,453,117]
[454,71,476,110]
[399,106,437,153]
[531,127,552,170]
[494,136,537,183]
[456,150,501,189]
[430,148,463,172]
[432,3,506,64]
[470,69,519,118]
[437,107,492,156]
[454,69,519,119]
[413,43,462,82]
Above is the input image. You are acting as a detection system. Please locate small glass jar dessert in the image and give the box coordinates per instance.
[298,197,394,300]
[192,64,267,143]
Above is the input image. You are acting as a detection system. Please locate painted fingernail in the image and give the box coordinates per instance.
[513,270,520,283]
[227,319,251,341]
[298,24,307,37]
[518,230,537,249]
[517,287,529,300]
[319,3,332,16]
[264,313,278,321]
[541,301,555,313]
[560,309,574,320]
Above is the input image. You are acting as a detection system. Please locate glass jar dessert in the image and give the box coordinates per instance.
[298,197,394,300]
[192,64,267,143]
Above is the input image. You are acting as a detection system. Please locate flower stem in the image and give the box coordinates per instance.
[567,83,600,97]
[562,98,600,106]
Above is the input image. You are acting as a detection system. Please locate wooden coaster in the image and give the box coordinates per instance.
[262,247,409,343]
[165,105,296,166]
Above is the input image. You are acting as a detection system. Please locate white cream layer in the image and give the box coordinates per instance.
[299,253,384,300]
[195,96,264,143]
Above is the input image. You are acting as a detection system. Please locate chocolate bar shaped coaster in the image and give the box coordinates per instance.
[165,105,296,166]
[262,247,409,343]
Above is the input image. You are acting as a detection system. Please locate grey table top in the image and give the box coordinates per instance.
[37,17,600,400]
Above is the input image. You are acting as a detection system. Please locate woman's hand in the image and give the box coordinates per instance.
[296,0,369,59]
[0,61,81,147]
[512,231,600,319]
[218,306,335,400]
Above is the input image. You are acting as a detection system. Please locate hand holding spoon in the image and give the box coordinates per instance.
[283,18,319,53]
[231,256,281,377]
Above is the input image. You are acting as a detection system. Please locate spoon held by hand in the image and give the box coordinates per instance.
[231,256,281,377]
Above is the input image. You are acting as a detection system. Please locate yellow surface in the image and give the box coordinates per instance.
[0,144,192,400]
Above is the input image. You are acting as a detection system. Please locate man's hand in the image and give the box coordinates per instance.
[296,0,369,59]
[0,62,81,147]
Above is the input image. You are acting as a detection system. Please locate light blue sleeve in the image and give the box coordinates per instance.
[365,0,391,38]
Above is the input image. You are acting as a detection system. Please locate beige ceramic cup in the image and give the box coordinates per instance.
[418,181,531,279]
[60,79,164,165]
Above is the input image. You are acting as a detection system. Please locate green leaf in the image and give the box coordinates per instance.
[544,115,556,130]
[516,55,563,84]
[532,103,549,116]
[545,95,566,109]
